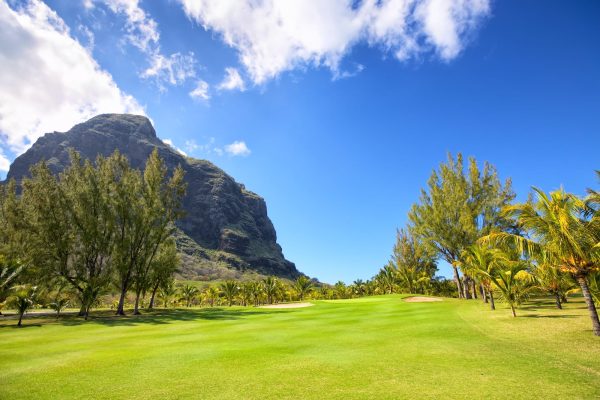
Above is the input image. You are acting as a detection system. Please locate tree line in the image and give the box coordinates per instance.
[374,154,600,336]
[0,149,186,324]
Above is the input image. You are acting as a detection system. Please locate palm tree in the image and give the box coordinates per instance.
[533,258,575,309]
[49,297,69,318]
[203,286,220,307]
[483,188,600,333]
[376,263,397,294]
[159,279,176,308]
[294,276,313,301]
[9,284,37,326]
[352,279,366,297]
[249,281,263,306]
[487,260,533,317]
[263,276,279,304]
[334,281,349,299]
[460,244,503,310]
[220,281,239,307]
[238,282,253,307]
[179,284,199,307]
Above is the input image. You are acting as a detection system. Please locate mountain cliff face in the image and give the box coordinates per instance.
[5,114,300,280]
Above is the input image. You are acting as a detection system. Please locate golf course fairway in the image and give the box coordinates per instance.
[1,295,599,399]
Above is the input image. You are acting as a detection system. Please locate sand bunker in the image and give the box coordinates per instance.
[404,296,443,303]
[260,302,314,309]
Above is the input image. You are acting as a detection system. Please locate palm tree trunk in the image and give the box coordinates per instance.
[510,304,516,317]
[471,280,477,299]
[452,266,464,299]
[481,285,488,303]
[17,311,24,326]
[576,276,600,336]
[489,291,495,310]
[554,292,562,310]
[463,277,472,299]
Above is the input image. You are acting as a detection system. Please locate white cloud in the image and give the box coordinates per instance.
[162,138,187,156]
[0,149,10,172]
[0,0,144,155]
[224,141,251,157]
[218,67,245,91]
[178,0,490,84]
[189,80,210,100]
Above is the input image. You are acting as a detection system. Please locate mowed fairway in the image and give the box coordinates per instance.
[1,295,599,399]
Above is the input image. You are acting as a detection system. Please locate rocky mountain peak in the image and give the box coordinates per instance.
[4,114,300,280]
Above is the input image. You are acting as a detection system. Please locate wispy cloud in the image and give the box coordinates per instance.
[90,0,199,90]
[189,80,210,101]
[142,52,197,89]
[184,138,250,157]
[179,0,490,84]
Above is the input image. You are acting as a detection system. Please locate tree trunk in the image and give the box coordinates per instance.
[510,304,516,317]
[78,303,86,317]
[452,266,464,299]
[17,311,24,326]
[554,292,562,310]
[148,283,159,310]
[482,285,488,303]
[471,280,478,299]
[576,276,600,336]
[115,279,129,315]
[463,277,472,299]
[489,291,495,310]
[133,291,142,315]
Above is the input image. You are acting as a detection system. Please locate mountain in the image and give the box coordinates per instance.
[5,114,300,280]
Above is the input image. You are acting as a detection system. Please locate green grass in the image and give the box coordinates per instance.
[1,295,599,399]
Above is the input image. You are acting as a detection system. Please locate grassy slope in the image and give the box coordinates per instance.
[1,295,599,399]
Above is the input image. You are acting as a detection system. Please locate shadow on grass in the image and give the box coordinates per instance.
[0,307,291,328]
[518,296,587,312]
[521,314,578,319]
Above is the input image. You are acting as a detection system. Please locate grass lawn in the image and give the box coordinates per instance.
[1,295,599,399]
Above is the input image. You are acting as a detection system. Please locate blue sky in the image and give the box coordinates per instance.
[1,0,599,283]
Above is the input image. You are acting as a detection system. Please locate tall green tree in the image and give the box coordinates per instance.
[409,153,514,298]
[117,149,186,314]
[23,153,116,319]
[391,228,437,294]
[147,239,179,310]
